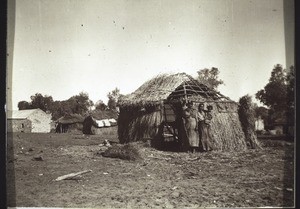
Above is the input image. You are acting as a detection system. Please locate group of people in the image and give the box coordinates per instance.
[182,101,213,153]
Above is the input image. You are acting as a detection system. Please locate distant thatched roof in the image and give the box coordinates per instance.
[85,109,118,120]
[57,114,84,124]
[118,72,233,107]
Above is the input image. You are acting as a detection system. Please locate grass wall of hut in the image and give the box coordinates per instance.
[118,102,247,151]
[118,105,163,145]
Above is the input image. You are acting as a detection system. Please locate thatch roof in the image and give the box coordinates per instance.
[118,73,233,107]
[56,114,84,124]
[85,109,118,120]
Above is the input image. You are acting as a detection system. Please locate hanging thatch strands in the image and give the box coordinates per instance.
[117,73,248,151]
[238,95,262,149]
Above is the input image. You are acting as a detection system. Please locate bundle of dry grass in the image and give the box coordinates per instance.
[101,143,142,161]
[238,95,262,149]
[208,103,247,151]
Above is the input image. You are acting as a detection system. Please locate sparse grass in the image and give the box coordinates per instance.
[259,139,293,148]
[6,132,294,208]
[101,127,117,136]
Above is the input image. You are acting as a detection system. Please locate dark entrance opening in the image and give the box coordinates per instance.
[159,103,184,152]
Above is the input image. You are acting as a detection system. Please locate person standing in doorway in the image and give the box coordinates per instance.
[182,101,199,153]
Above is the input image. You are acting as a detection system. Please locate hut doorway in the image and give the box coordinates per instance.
[160,103,182,151]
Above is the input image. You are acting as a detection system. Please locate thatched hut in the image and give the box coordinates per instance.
[82,110,118,135]
[56,114,84,133]
[117,73,247,151]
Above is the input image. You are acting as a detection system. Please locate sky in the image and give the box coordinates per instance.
[7,0,294,110]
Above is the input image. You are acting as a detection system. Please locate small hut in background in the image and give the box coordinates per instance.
[56,114,84,133]
[82,110,118,135]
[117,73,247,151]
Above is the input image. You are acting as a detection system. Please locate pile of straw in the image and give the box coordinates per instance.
[101,143,142,161]
[238,95,262,149]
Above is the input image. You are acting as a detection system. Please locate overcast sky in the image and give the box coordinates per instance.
[7,0,294,110]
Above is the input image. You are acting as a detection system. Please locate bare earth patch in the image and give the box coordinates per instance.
[7,132,294,208]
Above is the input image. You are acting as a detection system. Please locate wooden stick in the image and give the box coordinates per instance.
[54,170,92,181]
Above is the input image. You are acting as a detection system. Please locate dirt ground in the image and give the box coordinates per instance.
[6,129,294,208]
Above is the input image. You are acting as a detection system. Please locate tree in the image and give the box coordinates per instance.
[16,92,97,120]
[30,93,54,112]
[49,100,74,120]
[68,92,94,115]
[48,101,63,120]
[95,100,107,111]
[255,64,295,125]
[107,88,121,110]
[255,64,293,112]
[18,101,32,110]
[286,65,295,124]
[196,67,224,90]
[286,65,295,108]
